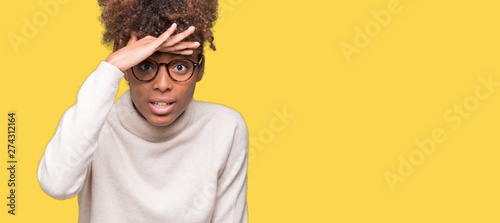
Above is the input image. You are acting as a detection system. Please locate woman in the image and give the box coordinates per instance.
[37,0,248,222]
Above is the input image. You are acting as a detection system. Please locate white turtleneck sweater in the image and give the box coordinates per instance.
[37,61,248,223]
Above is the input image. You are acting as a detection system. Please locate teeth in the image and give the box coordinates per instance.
[153,102,170,108]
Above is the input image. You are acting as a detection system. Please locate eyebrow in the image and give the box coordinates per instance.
[150,52,197,61]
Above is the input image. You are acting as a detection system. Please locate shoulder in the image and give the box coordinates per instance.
[192,100,247,129]
[192,100,248,157]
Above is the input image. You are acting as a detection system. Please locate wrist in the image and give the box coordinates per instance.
[105,55,124,72]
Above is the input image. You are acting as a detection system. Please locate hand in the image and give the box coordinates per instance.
[105,23,200,73]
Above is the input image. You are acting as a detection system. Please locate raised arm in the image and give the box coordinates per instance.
[37,61,124,199]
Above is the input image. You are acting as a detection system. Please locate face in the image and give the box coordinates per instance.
[124,52,204,126]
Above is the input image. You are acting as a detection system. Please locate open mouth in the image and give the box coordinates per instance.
[151,102,172,108]
[149,101,175,115]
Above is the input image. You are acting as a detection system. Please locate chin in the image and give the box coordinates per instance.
[146,115,177,126]
[147,116,176,127]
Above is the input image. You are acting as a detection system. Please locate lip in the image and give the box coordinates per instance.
[149,98,176,115]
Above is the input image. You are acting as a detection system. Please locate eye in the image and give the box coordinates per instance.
[173,64,187,71]
[138,61,154,71]
[170,60,192,74]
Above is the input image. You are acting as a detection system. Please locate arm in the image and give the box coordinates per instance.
[211,114,249,223]
[37,61,123,200]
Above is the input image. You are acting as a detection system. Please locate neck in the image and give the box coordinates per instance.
[116,91,196,142]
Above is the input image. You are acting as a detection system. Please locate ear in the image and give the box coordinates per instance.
[196,55,205,82]
[124,69,129,81]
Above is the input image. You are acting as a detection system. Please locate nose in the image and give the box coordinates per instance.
[152,64,173,92]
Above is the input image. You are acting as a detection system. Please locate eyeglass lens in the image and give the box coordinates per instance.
[132,58,195,82]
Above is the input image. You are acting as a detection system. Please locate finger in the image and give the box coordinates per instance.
[168,49,195,55]
[162,26,195,47]
[159,41,200,52]
[127,32,138,46]
[155,23,178,44]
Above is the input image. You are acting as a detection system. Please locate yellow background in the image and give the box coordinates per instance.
[1,0,500,222]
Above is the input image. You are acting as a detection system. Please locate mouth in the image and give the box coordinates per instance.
[149,101,175,115]
[151,102,173,108]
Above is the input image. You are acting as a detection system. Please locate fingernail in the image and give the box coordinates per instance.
[193,42,200,45]
[189,26,195,30]
[171,23,177,27]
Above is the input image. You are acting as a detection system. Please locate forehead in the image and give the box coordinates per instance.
[149,51,200,61]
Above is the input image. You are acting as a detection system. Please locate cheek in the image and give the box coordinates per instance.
[179,84,196,102]
[130,83,149,106]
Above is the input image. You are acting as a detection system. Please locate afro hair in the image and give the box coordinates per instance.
[98,0,218,53]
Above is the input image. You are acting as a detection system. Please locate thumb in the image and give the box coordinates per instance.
[127,33,138,46]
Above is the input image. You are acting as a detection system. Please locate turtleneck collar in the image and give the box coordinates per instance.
[115,91,197,142]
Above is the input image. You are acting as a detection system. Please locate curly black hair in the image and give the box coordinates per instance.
[98,0,218,54]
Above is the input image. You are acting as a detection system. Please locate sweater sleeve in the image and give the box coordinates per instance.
[37,61,124,200]
[211,114,249,223]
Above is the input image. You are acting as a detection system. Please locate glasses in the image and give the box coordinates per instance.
[131,57,202,82]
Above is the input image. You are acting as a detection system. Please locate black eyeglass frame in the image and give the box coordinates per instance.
[131,56,203,83]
